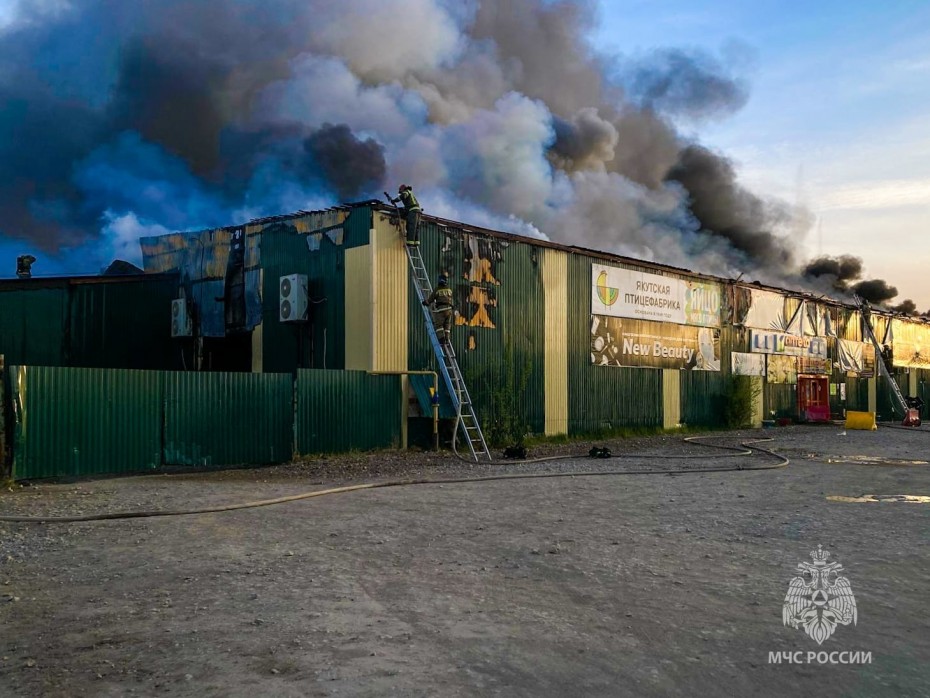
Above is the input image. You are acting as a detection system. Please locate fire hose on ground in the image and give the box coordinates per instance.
[0,435,789,524]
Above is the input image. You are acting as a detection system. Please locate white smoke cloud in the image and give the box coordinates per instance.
[254,56,425,139]
[98,211,168,267]
[406,42,515,124]
[439,92,555,220]
[305,0,465,82]
[418,187,547,240]
[387,130,448,190]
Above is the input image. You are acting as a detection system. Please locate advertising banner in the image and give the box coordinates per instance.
[767,354,798,384]
[750,330,828,359]
[804,302,834,337]
[591,315,721,370]
[592,264,721,327]
[890,319,930,369]
[837,339,876,376]
[798,357,831,375]
[731,352,766,376]
[741,289,787,331]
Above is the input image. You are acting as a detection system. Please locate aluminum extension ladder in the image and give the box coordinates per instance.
[403,242,492,462]
[855,295,907,416]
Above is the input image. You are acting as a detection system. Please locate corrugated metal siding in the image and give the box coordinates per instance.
[11,366,162,480]
[875,371,908,421]
[845,376,868,412]
[764,383,797,420]
[843,377,858,411]
[163,372,292,466]
[296,369,402,453]
[372,215,408,372]
[341,205,374,249]
[406,219,546,436]
[0,288,68,366]
[678,323,742,427]
[662,370,681,429]
[918,370,930,419]
[839,309,862,341]
[259,211,357,372]
[0,357,6,477]
[0,277,181,370]
[828,340,845,418]
[828,377,844,418]
[751,376,764,425]
[542,248,568,435]
[566,255,662,433]
[344,244,372,370]
[141,227,260,337]
[68,278,182,369]
[680,371,727,427]
[872,315,889,344]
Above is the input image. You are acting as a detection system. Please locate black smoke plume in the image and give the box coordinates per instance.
[549,109,618,172]
[852,279,898,305]
[891,299,918,315]
[803,254,903,306]
[665,145,796,269]
[304,124,386,201]
[802,255,864,287]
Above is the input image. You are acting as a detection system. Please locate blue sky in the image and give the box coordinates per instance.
[594,0,930,306]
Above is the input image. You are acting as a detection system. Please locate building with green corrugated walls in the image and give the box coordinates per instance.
[0,273,182,369]
[137,200,930,443]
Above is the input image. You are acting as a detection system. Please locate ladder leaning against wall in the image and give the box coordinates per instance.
[384,198,492,461]
[855,294,908,417]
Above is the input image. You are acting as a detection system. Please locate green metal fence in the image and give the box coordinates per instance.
[163,372,293,466]
[296,369,402,454]
[10,366,163,480]
[6,366,406,480]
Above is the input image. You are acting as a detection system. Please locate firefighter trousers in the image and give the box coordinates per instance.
[432,307,453,342]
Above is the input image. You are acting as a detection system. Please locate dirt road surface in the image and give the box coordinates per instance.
[1,426,929,697]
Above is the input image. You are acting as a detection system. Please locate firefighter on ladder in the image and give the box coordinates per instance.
[391,184,421,246]
[423,274,454,345]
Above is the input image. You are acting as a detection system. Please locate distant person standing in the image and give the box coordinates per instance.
[392,184,421,246]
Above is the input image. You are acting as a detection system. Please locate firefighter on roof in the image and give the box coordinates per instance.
[391,184,421,246]
[423,274,454,344]
[16,254,36,278]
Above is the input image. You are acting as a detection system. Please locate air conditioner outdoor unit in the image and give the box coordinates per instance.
[171,298,192,337]
[280,274,308,322]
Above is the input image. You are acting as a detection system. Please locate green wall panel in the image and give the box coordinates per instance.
[163,372,292,466]
[406,220,545,439]
[259,219,351,373]
[0,288,68,366]
[764,383,797,420]
[567,255,663,433]
[296,369,402,453]
[0,276,181,370]
[11,366,162,480]
[680,371,728,428]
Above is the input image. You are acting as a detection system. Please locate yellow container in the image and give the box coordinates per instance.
[845,411,877,431]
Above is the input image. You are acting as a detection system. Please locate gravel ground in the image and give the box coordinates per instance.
[0,425,929,697]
